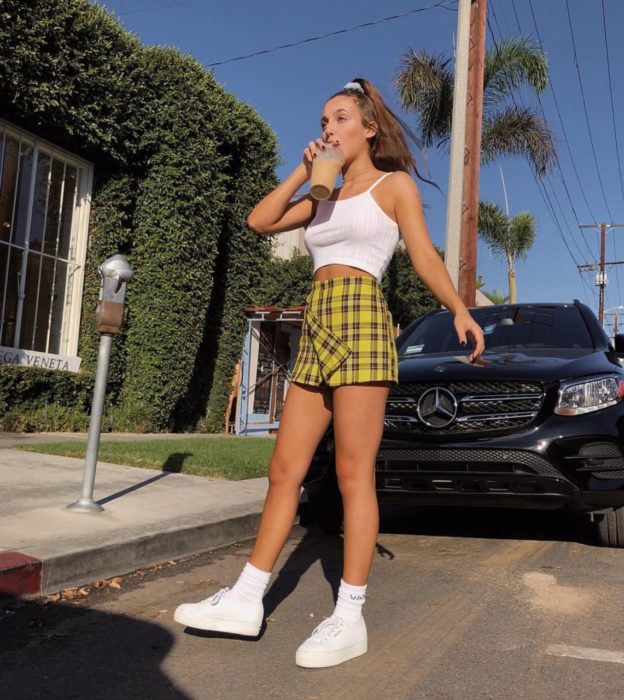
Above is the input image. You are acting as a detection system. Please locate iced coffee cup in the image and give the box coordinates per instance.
[310,145,345,200]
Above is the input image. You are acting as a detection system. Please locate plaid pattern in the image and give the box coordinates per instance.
[290,276,399,387]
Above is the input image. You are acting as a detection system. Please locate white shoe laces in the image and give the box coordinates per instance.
[312,616,346,641]
[206,587,230,606]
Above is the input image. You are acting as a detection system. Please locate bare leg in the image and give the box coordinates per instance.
[332,382,390,585]
[249,382,333,572]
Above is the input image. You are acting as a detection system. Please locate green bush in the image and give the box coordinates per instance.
[0,365,96,431]
[0,0,278,432]
[382,247,440,329]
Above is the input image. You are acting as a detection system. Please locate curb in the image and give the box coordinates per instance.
[0,552,42,599]
[1,511,266,600]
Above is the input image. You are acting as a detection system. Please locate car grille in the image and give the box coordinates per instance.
[375,447,572,498]
[574,442,624,479]
[376,448,562,478]
[385,380,544,435]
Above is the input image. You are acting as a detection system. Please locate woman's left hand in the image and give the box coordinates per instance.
[454,310,485,362]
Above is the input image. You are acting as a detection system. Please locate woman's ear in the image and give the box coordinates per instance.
[365,121,379,140]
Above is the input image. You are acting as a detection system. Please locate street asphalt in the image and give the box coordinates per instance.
[2,508,623,699]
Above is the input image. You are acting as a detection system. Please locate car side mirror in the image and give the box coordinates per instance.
[614,334,624,354]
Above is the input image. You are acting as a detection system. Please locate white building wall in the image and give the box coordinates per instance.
[271,227,307,260]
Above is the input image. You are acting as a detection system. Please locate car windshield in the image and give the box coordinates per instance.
[398,305,595,356]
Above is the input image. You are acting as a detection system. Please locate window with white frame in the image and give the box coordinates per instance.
[0,120,93,358]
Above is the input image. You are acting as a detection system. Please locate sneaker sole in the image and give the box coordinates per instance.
[295,639,368,668]
[173,609,261,637]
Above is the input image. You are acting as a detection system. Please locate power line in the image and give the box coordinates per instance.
[494,0,514,36]
[577,224,624,325]
[545,178,593,269]
[600,0,624,307]
[538,176,597,306]
[117,0,193,16]
[204,1,455,67]
[564,0,614,222]
[486,6,596,307]
[601,0,624,209]
[516,0,611,306]
[510,0,523,33]
[564,0,621,304]
[490,0,506,39]
[525,0,597,225]
[520,0,596,263]
[521,5,612,307]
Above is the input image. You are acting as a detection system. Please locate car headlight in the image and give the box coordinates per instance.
[555,375,624,415]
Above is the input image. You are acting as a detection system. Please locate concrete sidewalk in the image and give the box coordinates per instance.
[0,435,271,599]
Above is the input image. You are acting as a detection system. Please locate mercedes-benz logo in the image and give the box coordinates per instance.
[416,387,458,428]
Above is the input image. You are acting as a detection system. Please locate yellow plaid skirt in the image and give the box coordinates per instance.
[290,275,399,387]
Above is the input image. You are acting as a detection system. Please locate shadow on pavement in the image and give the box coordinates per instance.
[97,451,191,505]
[257,500,599,630]
[175,498,601,643]
[210,499,599,638]
[378,504,598,546]
[263,527,344,621]
[0,600,189,699]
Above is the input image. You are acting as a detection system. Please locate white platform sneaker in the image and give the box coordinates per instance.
[295,615,368,668]
[173,587,263,637]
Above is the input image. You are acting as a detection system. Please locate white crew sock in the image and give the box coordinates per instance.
[332,578,367,623]
[228,562,272,603]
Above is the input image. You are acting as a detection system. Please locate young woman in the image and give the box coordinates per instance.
[174,78,485,668]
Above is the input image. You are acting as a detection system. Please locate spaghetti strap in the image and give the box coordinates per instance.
[365,171,394,193]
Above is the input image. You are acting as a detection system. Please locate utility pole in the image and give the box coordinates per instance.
[458,0,487,307]
[444,0,471,289]
[445,0,487,308]
[578,223,624,325]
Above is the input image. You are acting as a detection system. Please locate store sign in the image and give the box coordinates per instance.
[0,346,81,372]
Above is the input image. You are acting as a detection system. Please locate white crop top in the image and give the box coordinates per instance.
[304,171,400,282]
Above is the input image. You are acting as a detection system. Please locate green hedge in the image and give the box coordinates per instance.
[0,0,278,432]
[0,365,95,432]
[254,246,439,324]
[382,247,440,329]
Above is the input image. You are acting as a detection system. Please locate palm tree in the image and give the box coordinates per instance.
[395,37,556,178]
[478,202,536,303]
[482,289,510,305]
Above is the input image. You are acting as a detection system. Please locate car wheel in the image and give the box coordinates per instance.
[306,473,343,535]
[595,507,624,548]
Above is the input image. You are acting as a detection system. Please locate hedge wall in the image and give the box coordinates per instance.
[0,0,278,432]
[0,364,95,432]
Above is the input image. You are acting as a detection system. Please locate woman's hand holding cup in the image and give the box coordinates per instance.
[309,143,345,200]
[302,138,327,180]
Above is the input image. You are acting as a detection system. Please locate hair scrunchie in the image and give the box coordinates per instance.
[342,81,364,93]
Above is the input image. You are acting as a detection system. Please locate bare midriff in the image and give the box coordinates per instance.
[313,263,376,282]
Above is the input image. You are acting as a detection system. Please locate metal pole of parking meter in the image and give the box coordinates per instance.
[67,255,133,513]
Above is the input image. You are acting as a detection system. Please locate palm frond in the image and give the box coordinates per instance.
[508,211,536,260]
[481,106,556,178]
[483,37,548,115]
[478,201,510,259]
[482,289,510,304]
[394,49,453,148]
[478,201,537,263]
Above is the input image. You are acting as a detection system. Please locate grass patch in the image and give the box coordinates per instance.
[18,437,275,480]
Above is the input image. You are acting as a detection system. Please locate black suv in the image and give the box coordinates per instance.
[303,301,624,547]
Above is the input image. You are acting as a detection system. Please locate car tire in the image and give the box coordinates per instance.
[306,473,343,535]
[595,507,624,548]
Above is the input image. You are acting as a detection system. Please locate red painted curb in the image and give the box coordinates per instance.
[0,552,42,599]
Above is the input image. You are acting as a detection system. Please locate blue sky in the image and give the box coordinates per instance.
[98,0,624,327]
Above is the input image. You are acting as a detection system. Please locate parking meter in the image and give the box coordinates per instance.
[67,254,134,513]
[95,255,134,335]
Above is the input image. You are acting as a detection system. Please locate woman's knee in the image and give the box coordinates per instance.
[336,460,375,498]
[267,454,306,489]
